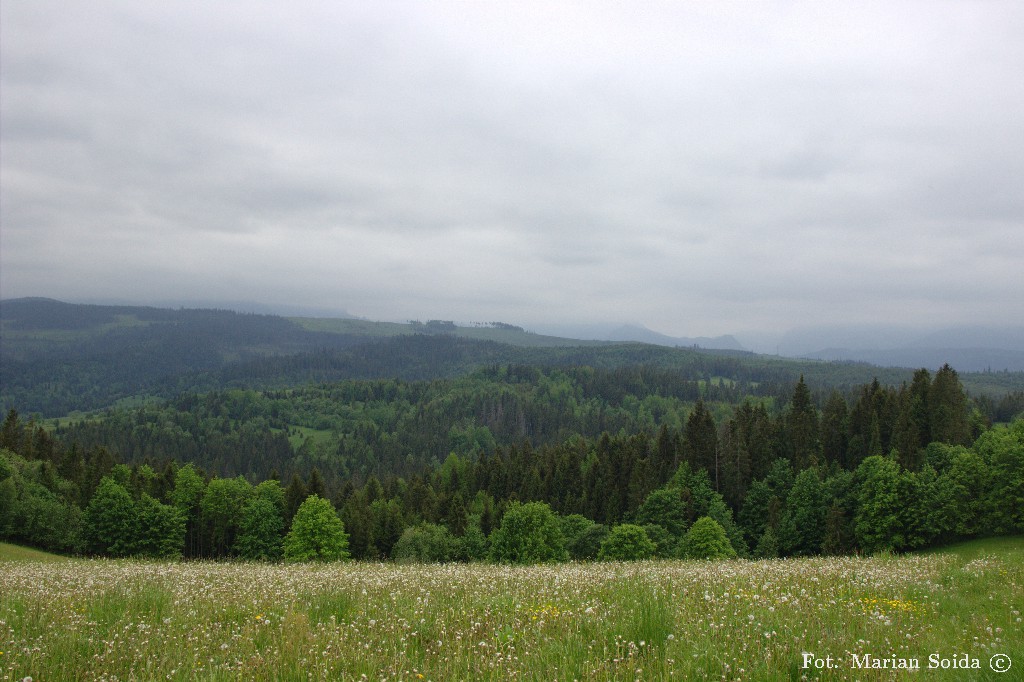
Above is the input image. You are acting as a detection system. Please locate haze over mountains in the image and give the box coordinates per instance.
[737,325,1024,372]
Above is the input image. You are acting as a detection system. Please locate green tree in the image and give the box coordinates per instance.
[84,476,138,556]
[682,516,737,559]
[392,523,457,563]
[200,476,252,557]
[559,514,600,560]
[899,465,946,548]
[559,513,607,560]
[941,447,990,537]
[928,364,970,446]
[786,376,820,469]
[458,514,490,561]
[634,486,688,540]
[821,468,856,555]
[284,495,350,562]
[306,467,327,500]
[134,493,186,559]
[854,455,904,553]
[340,491,374,559]
[972,419,1024,534]
[684,400,718,488]
[170,463,206,558]
[284,473,308,524]
[0,454,14,538]
[820,391,849,467]
[234,497,285,561]
[598,524,656,561]
[1,449,84,553]
[252,479,286,515]
[370,498,405,558]
[892,372,931,470]
[778,467,825,556]
[488,501,567,564]
[753,527,780,558]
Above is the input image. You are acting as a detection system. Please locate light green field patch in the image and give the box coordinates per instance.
[279,425,337,450]
[0,542,71,562]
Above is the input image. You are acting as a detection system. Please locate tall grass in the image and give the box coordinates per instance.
[1,540,1021,680]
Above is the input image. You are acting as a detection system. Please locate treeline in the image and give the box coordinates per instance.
[2,365,1021,562]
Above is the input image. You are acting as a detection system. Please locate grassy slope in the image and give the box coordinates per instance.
[923,535,1024,560]
[0,541,70,562]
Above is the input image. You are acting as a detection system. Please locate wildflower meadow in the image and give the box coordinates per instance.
[1,539,1021,681]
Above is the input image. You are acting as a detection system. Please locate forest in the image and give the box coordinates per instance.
[2,358,1022,564]
[5,298,1023,418]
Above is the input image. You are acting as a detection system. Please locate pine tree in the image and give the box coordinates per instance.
[306,468,327,500]
[787,376,820,469]
[0,410,21,452]
[820,391,849,467]
[284,474,307,524]
[684,400,718,489]
[654,424,680,483]
[929,364,971,446]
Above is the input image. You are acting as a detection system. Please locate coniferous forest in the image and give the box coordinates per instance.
[1,299,1022,563]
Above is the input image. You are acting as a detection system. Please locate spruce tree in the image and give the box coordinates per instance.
[684,400,718,488]
[929,364,970,446]
[787,376,820,469]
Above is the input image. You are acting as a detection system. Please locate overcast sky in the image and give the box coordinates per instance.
[2,1,1022,338]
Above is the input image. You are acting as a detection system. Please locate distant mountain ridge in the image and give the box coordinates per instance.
[528,322,745,351]
[3,298,1023,416]
[764,324,1024,372]
[603,324,746,351]
[801,347,1024,373]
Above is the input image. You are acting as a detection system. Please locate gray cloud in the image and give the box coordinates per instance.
[2,1,1022,336]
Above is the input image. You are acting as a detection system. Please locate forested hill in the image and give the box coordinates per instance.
[2,298,1023,564]
[2,298,1023,417]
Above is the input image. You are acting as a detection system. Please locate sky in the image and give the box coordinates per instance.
[2,1,1023,339]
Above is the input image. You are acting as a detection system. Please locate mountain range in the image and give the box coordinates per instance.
[739,324,1024,372]
[3,297,1023,417]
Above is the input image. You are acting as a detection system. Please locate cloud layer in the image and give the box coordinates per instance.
[3,1,1022,335]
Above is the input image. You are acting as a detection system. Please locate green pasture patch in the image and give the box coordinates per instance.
[0,541,70,562]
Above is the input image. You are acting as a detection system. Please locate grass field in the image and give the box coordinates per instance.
[1,539,1021,680]
[0,542,71,563]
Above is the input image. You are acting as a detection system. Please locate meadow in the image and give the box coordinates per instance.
[1,539,1021,681]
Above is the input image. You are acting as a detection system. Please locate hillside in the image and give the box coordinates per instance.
[2,298,1023,417]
